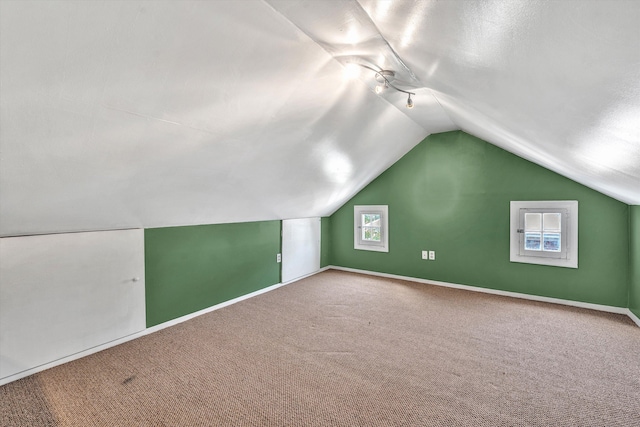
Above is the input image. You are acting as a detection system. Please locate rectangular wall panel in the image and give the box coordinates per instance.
[0,229,146,380]
[282,218,321,283]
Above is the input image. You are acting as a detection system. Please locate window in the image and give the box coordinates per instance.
[354,205,389,252]
[510,201,578,268]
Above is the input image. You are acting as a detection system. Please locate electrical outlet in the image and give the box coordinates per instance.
[276,253,282,263]
[422,250,428,260]
[428,250,435,260]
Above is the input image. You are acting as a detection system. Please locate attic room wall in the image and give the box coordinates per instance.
[630,206,640,318]
[145,221,281,327]
[329,131,630,308]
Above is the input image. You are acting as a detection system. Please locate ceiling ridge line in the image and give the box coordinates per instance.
[353,0,421,86]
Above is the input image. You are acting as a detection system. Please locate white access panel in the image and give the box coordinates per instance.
[0,229,146,379]
[281,218,321,283]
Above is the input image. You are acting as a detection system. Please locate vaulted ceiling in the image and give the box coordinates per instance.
[1,0,638,237]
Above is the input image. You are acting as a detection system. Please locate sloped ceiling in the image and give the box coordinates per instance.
[1,0,638,237]
[357,0,640,204]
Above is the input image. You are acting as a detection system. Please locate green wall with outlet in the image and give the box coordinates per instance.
[329,131,630,308]
[630,206,640,318]
[145,220,281,327]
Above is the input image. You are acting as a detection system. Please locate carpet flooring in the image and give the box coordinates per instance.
[2,270,639,426]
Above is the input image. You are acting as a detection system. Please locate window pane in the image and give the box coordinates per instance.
[362,226,381,242]
[543,233,561,252]
[543,213,561,232]
[371,227,380,241]
[525,213,542,231]
[362,214,381,227]
[525,232,541,250]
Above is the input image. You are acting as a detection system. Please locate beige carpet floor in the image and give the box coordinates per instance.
[2,270,639,426]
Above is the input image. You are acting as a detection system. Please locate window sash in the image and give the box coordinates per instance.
[357,211,384,246]
[518,208,568,259]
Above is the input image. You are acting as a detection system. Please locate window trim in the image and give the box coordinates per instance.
[510,200,578,268]
[354,205,389,252]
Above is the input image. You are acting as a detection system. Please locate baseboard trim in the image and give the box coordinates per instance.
[0,329,149,386]
[281,266,331,286]
[628,309,640,327]
[1,269,332,387]
[328,266,635,321]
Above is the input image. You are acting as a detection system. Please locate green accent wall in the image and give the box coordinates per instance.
[145,220,281,327]
[630,206,640,318]
[321,217,331,268]
[330,131,630,308]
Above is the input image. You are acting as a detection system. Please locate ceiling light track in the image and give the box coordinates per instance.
[351,63,415,109]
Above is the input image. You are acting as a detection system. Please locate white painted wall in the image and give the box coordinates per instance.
[282,218,321,283]
[0,229,146,380]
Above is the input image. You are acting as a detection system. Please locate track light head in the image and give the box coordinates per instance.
[374,70,395,84]
[375,80,388,94]
[346,62,416,108]
[374,70,393,94]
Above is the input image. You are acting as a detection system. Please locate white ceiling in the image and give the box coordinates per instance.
[1,0,638,237]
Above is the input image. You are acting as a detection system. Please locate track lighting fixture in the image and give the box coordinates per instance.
[349,62,416,109]
[374,70,392,94]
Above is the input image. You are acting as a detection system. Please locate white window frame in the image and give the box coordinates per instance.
[354,205,389,252]
[510,200,578,268]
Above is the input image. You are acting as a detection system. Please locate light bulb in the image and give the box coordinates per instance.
[375,84,384,94]
[406,95,414,109]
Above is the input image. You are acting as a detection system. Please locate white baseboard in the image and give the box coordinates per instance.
[328,266,635,321]
[628,309,640,327]
[1,329,150,387]
[281,266,331,286]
